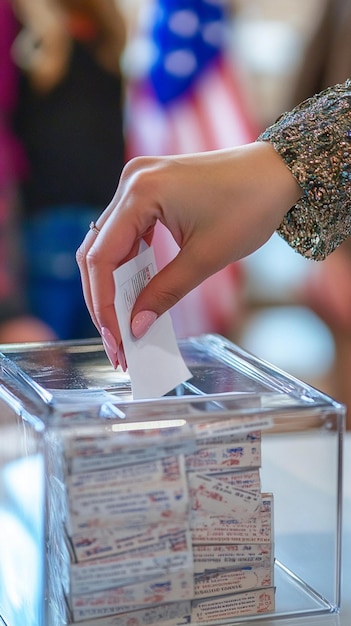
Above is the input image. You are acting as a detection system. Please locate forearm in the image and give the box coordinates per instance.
[258,79,351,260]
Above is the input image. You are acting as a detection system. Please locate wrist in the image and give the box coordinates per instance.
[253,141,302,219]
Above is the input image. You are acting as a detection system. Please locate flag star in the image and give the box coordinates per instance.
[149,0,228,103]
[168,10,199,38]
[164,49,198,78]
[201,20,226,49]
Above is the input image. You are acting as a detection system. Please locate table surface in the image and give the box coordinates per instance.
[261,431,351,626]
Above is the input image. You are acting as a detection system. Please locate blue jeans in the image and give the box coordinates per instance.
[23,206,101,340]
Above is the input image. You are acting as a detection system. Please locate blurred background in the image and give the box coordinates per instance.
[2,0,351,425]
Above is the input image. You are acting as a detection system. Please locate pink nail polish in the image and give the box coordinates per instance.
[117,343,127,372]
[132,310,157,339]
[101,327,118,369]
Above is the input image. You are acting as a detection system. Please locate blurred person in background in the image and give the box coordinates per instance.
[291,0,351,105]
[289,0,351,426]
[11,0,126,340]
[0,0,55,343]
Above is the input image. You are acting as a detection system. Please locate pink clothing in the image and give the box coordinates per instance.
[0,0,27,312]
[0,0,26,186]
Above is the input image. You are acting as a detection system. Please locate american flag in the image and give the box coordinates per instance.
[125,0,257,337]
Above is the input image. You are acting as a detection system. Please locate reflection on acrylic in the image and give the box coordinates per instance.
[0,455,44,626]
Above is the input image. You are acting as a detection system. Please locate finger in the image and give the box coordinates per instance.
[76,220,108,331]
[77,223,125,370]
[84,208,155,343]
[130,242,219,338]
[76,188,126,329]
[77,222,127,370]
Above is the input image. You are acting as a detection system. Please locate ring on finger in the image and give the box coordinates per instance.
[89,221,100,235]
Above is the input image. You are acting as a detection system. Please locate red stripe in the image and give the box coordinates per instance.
[125,55,259,158]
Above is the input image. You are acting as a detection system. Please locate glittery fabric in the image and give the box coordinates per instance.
[258,79,351,260]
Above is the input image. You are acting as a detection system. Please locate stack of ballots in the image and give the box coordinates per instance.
[53,416,274,625]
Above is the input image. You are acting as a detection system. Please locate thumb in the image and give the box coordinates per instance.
[130,249,207,339]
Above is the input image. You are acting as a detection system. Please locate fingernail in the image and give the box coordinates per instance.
[132,310,157,339]
[117,343,127,372]
[101,327,118,369]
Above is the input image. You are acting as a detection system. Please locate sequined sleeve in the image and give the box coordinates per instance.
[257,79,351,260]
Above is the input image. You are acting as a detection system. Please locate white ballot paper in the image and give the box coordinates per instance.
[113,244,191,399]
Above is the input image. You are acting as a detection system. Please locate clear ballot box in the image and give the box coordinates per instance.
[0,334,344,626]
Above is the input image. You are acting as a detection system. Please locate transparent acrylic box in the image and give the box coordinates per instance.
[0,334,344,626]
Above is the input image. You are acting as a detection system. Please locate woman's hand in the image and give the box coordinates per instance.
[76,142,301,366]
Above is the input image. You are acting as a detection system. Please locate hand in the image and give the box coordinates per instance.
[76,142,302,365]
[11,0,70,92]
[12,0,65,33]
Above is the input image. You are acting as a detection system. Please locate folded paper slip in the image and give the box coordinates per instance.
[194,565,274,599]
[193,542,273,573]
[67,600,191,626]
[191,493,274,544]
[191,587,275,622]
[69,570,194,622]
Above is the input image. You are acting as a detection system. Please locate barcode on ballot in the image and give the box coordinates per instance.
[132,264,153,297]
[122,263,155,311]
